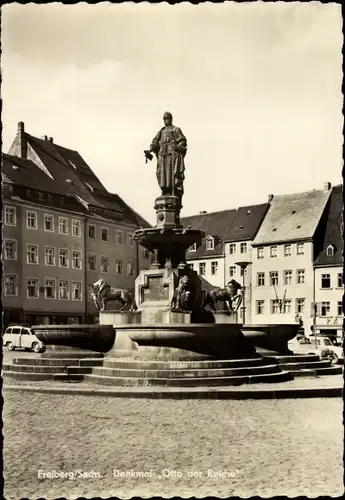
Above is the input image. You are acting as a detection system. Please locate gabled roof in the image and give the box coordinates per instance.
[2,153,68,196]
[181,209,237,258]
[224,203,270,243]
[253,189,331,246]
[8,129,151,228]
[314,185,343,267]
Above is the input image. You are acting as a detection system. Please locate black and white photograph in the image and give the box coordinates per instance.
[1,2,344,498]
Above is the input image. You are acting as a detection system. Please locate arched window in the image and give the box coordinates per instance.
[205,237,215,251]
[326,245,334,257]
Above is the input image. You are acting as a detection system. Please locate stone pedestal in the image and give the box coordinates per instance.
[214,311,239,324]
[99,310,142,327]
[154,195,182,228]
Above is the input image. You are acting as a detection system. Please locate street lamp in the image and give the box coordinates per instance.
[235,261,252,325]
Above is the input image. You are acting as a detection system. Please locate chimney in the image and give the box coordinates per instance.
[49,137,54,143]
[199,210,207,215]
[323,182,331,192]
[17,121,27,159]
[41,135,48,141]
[268,194,274,203]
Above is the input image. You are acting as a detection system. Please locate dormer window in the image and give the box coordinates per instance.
[12,165,19,170]
[66,179,72,184]
[246,210,251,215]
[205,237,215,251]
[189,243,197,252]
[327,245,335,257]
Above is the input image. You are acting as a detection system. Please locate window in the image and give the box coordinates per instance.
[199,262,206,276]
[27,244,39,264]
[321,274,331,289]
[296,298,305,314]
[72,282,82,301]
[100,256,109,273]
[327,245,334,256]
[127,233,134,247]
[59,249,69,268]
[45,279,56,299]
[229,244,236,255]
[256,300,264,315]
[189,263,194,271]
[27,210,37,229]
[257,247,264,259]
[58,217,68,234]
[143,249,150,259]
[59,281,69,300]
[189,243,196,252]
[72,251,82,269]
[211,261,218,276]
[206,237,214,251]
[115,230,123,245]
[127,260,135,276]
[283,270,293,285]
[337,273,343,288]
[270,246,277,258]
[271,299,280,314]
[297,270,305,284]
[4,206,16,226]
[101,227,109,242]
[297,243,304,255]
[116,259,123,275]
[27,278,39,298]
[45,247,55,266]
[240,242,247,254]
[284,244,292,256]
[4,240,17,259]
[269,271,279,286]
[44,214,54,232]
[88,254,97,271]
[320,302,330,317]
[4,275,17,296]
[72,220,81,237]
[337,301,343,316]
[282,299,291,314]
[88,224,96,239]
[257,272,265,286]
[229,266,236,278]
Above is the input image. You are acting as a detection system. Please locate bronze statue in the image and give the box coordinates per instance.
[171,262,202,312]
[144,112,187,201]
[203,280,242,313]
[90,278,138,312]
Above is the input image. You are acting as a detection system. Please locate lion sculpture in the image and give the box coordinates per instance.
[203,279,242,312]
[90,278,138,312]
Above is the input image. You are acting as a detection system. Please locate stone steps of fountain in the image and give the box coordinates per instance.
[264,354,321,363]
[277,360,332,370]
[102,357,269,370]
[83,370,293,387]
[89,363,281,379]
[2,364,93,374]
[11,357,104,367]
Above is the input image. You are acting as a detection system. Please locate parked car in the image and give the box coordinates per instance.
[307,336,344,364]
[2,325,46,353]
[288,336,337,363]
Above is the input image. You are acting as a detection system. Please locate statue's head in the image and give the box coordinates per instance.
[163,111,173,126]
[227,279,241,292]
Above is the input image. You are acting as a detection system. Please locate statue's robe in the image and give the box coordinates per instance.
[150,125,187,199]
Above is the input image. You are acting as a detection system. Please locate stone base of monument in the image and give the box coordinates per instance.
[242,324,299,355]
[214,311,238,324]
[99,310,142,327]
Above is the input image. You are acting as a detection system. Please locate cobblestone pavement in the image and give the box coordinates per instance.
[3,391,344,499]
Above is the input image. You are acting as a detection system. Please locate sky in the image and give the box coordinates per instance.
[1,2,343,224]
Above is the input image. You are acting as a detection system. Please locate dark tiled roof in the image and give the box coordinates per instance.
[2,153,67,196]
[253,189,331,245]
[314,185,343,267]
[24,134,151,227]
[181,209,237,258]
[224,203,270,243]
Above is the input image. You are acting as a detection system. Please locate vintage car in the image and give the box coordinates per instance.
[307,336,344,364]
[3,325,46,353]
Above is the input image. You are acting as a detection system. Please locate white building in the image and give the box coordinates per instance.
[251,184,333,332]
[313,185,343,342]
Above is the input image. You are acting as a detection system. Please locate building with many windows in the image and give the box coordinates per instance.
[3,122,151,327]
[313,185,343,341]
[251,184,333,333]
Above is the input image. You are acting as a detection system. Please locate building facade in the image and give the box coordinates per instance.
[251,185,333,334]
[3,123,152,327]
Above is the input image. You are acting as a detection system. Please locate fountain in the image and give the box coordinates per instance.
[9,112,326,387]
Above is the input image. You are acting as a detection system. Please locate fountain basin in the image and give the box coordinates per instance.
[31,324,116,353]
[241,324,300,354]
